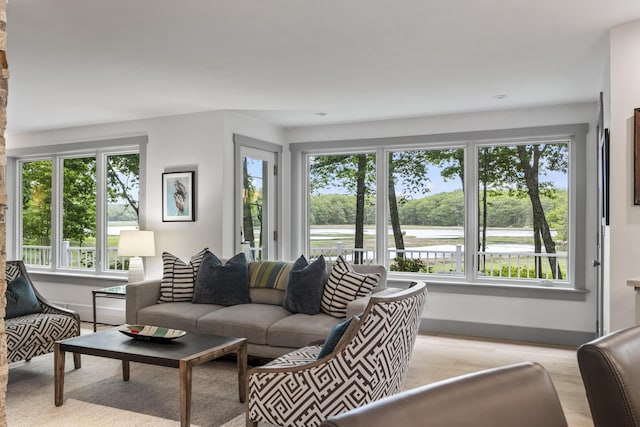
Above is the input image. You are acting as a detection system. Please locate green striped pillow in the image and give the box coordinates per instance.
[249,261,294,291]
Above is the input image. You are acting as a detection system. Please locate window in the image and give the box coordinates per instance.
[308,152,377,263]
[295,124,585,291]
[477,142,568,282]
[17,138,143,275]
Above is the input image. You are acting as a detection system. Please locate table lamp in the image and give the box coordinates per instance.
[117,230,155,283]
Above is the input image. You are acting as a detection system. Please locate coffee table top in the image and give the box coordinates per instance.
[57,328,245,368]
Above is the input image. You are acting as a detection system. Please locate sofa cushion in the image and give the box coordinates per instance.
[197,303,291,345]
[250,288,285,305]
[192,252,250,305]
[136,302,224,332]
[283,255,328,315]
[249,261,293,291]
[267,312,343,348]
[158,248,208,303]
[5,275,42,319]
[321,256,380,318]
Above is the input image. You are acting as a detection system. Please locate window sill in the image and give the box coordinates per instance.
[28,270,128,287]
[387,274,588,301]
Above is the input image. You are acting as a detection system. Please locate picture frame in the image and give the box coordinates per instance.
[635,108,640,205]
[162,171,195,222]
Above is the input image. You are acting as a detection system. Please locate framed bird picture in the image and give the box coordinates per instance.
[162,171,195,222]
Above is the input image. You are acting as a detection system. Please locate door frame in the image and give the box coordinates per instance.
[233,134,282,260]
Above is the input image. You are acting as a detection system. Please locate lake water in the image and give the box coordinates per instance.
[310,227,560,254]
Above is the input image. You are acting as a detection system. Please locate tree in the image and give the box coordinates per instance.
[311,151,433,264]
[310,154,376,263]
[62,158,96,246]
[106,153,140,218]
[488,143,568,279]
[22,161,52,245]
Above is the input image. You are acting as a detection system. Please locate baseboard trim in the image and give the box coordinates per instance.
[61,302,126,327]
[420,318,596,347]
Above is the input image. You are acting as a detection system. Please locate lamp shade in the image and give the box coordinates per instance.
[117,230,156,257]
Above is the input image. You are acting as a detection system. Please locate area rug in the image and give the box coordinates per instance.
[6,352,248,427]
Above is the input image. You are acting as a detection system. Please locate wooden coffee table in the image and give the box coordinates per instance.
[54,328,247,427]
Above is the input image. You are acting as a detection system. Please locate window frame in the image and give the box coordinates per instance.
[11,135,147,278]
[291,124,588,301]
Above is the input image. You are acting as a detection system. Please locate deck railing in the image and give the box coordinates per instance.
[22,244,126,271]
[24,243,568,281]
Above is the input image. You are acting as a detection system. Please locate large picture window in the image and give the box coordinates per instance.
[18,143,141,275]
[296,126,583,290]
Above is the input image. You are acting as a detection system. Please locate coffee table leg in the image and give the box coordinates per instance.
[180,360,192,427]
[122,360,130,381]
[54,343,65,406]
[237,342,247,403]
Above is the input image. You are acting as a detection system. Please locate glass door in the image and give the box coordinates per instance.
[238,146,276,261]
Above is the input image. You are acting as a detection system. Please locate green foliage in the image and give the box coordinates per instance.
[310,194,375,225]
[108,204,138,221]
[63,158,97,246]
[22,160,52,246]
[309,189,568,231]
[390,256,426,272]
[22,154,140,248]
[106,153,140,218]
[484,265,538,279]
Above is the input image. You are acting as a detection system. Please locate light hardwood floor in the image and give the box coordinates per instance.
[87,323,593,426]
[406,333,593,427]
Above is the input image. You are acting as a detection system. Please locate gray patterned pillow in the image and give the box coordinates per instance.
[320,256,379,318]
[158,248,208,303]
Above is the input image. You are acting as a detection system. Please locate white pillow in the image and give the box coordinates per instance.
[158,248,208,303]
[321,256,380,318]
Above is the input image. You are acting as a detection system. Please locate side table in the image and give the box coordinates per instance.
[92,284,127,332]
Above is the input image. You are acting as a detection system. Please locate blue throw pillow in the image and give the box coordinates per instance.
[192,252,250,305]
[283,255,328,315]
[5,275,42,319]
[317,316,353,359]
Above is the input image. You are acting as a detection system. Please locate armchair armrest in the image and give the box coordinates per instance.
[125,279,161,324]
[346,287,404,318]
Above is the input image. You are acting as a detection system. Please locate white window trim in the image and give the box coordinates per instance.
[10,135,147,278]
[291,124,589,301]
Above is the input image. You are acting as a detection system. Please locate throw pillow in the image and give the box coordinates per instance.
[320,255,380,318]
[5,275,42,319]
[192,252,250,305]
[249,260,294,291]
[158,248,208,303]
[283,255,328,315]
[317,316,353,359]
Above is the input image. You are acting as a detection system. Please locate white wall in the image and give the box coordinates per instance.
[286,103,599,338]
[6,110,284,323]
[6,102,600,340]
[608,20,640,331]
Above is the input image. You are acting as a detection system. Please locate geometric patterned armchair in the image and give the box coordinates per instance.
[5,260,81,367]
[247,281,427,427]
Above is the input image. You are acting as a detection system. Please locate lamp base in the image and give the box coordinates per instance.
[128,257,145,283]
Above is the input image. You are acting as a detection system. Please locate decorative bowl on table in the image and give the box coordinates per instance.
[118,324,186,343]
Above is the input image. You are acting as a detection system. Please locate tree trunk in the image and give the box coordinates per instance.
[388,153,405,259]
[517,146,562,280]
[0,0,8,421]
[354,154,367,264]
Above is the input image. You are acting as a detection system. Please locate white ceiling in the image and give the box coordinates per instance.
[6,0,640,133]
